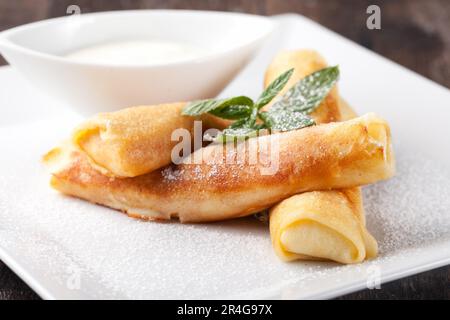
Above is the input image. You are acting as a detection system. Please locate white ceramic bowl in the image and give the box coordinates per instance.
[0,10,274,115]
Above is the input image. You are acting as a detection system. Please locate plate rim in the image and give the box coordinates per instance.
[0,13,449,300]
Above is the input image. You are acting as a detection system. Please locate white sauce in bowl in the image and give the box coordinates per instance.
[64,40,205,65]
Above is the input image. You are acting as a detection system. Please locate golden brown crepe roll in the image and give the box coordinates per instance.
[267,103,377,263]
[72,102,194,177]
[73,102,230,178]
[269,189,378,264]
[45,113,395,223]
[264,50,341,123]
[265,50,377,263]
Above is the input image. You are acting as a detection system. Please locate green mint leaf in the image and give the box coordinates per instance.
[255,68,294,109]
[182,99,218,116]
[215,127,259,142]
[272,66,339,114]
[183,66,338,138]
[215,108,260,142]
[209,105,252,120]
[225,105,258,130]
[260,109,315,132]
[182,96,254,116]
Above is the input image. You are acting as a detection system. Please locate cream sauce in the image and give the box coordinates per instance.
[65,40,205,65]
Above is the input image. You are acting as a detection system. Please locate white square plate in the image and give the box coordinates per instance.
[0,14,449,300]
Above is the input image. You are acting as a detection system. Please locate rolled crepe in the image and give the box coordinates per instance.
[45,113,395,223]
[266,49,377,263]
[269,189,378,264]
[72,102,228,178]
[72,102,194,177]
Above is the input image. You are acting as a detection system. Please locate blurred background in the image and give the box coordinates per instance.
[0,0,449,300]
[1,0,449,88]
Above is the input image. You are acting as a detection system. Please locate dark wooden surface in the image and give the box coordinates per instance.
[0,0,449,300]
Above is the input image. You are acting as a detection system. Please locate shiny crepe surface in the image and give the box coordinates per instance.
[45,113,395,222]
[73,102,194,177]
[267,49,378,263]
[270,189,378,263]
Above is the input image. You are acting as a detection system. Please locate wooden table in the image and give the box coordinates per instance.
[0,0,449,300]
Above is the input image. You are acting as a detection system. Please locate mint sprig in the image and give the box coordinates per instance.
[182,96,253,116]
[259,109,315,132]
[215,107,260,142]
[255,68,294,109]
[261,66,339,131]
[182,66,339,141]
[209,105,252,120]
[272,66,339,114]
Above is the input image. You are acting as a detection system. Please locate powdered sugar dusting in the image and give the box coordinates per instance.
[0,121,450,299]
[161,166,184,181]
[364,153,450,254]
